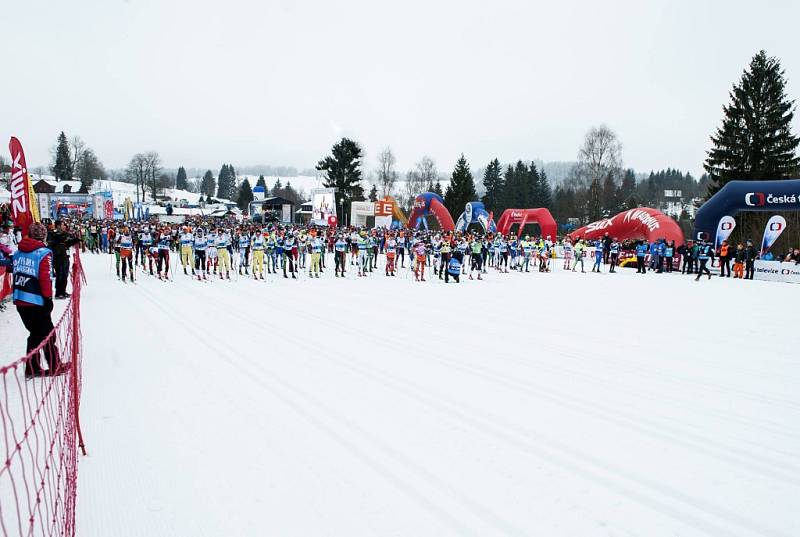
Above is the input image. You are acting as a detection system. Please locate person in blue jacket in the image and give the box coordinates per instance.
[695,240,714,281]
[649,241,659,272]
[445,251,462,283]
[635,241,648,274]
[591,239,603,272]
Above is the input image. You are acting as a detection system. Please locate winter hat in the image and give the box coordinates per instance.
[29,222,48,240]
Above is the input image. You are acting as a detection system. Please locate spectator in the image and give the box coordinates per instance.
[733,243,745,278]
[744,239,757,280]
[13,223,66,378]
[784,248,800,264]
[718,240,731,277]
[47,220,80,299]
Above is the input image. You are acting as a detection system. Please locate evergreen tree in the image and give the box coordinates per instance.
[74,148,105,190]
[368,184,378,202]
[538,169,552,209]
[256,175,267,193]
[316,138,365,222]
[444,154,478,217]
[704,50,800,195]
[176,166,188,190]
[618,169,637,207]
[51,131,72,182]
[271,178,284,199]
[501,161,528,210]
[237,178,254,213]
[201,170,215,197]
[601,173,617,214]
[217,164,230,199]
[525,162,542,207]
[481,158,504,212]
[432,180,444,198]
[587,178,602,222]
[227,164,238,200]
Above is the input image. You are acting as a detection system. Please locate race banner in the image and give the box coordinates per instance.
[8,137,36,236]
[760,215,787,255]
[714,215,736,250]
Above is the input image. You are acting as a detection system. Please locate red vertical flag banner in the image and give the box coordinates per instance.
[8,136,36,237]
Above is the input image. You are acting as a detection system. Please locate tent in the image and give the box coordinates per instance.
[455,202,496,233]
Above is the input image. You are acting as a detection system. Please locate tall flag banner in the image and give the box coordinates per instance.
[714,215,736,250]
[760,215,787,255]
[8,137,36,237]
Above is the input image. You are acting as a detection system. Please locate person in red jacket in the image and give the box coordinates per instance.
[13,222,64,378]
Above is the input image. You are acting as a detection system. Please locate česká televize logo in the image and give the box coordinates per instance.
[745,192,799,206]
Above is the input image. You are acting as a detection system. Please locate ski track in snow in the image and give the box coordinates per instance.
[10,253,793,536]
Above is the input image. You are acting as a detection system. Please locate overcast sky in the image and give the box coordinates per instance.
[3,0,799,179]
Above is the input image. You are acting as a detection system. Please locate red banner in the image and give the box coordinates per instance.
[9,137,35,237]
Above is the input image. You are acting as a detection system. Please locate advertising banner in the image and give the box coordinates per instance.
[8,137,35,236]
[311,188,336,226]
[753,260,800,284]
[714,215,736,250]
[760,215,787,255]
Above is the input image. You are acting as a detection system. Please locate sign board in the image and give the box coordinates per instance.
[753,260,800,284]
[311,188,336,226]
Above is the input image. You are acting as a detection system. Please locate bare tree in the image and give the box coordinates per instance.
[572,125,623,222]
[126,153,148,203]
[376,146,398,198]
[403,156,438,208]
[574,125,623,187]
[69,136,87,176]
[143,151,162,201]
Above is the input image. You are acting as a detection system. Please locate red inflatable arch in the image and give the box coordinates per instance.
[568,207,685,246]
[496,208,558,239]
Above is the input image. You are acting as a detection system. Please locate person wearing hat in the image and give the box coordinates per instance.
[13,222,66,377]
[695,239,713,281]
[744,239,757,280]
[47,220,80,299]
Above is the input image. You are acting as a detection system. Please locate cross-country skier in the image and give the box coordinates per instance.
[193,228,208,280]
[334,234,347,277]
[179,226,194,275]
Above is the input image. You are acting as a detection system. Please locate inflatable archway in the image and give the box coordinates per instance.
[693,179,800,241]
[455,202,497,233]
[496,208,557,239]
[407,192,455,231]
[569,207,684,246]
[382,196,408,226]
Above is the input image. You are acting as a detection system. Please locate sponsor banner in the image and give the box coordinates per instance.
[714,216,736,250]
[310,188,336,226]
[753,260,800,284]
[374,200,394,217]
[760,215,787,255]
[281,204,291,223]
[8,137,35,236]
[745,192,799,207]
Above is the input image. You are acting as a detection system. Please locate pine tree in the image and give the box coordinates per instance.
[704,50,800,195]
[52,131,72,182]
[433,180,444,198]
[601,173,617,214]
[481,158,504,212]
[272,178,283,198]
[256,175,267,192]
[237,178,254,213]
[368,184,378,202]
[538,169,552,208]
[525,162,542,207]
[444,154,478,217]
[176,166,188,190]
[227,164,238,200]
[216,164,229,199]
[201,170,215,197]
[316,138,365,222]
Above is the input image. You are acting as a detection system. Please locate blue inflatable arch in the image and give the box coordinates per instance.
[693,179,800,241]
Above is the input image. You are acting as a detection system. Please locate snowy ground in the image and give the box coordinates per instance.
[4,253,799,536]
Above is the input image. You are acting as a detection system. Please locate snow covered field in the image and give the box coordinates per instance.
[5,254,799,536]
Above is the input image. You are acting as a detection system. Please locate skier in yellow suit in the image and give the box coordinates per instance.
[179,226,194,275]
[251,229,266,279]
